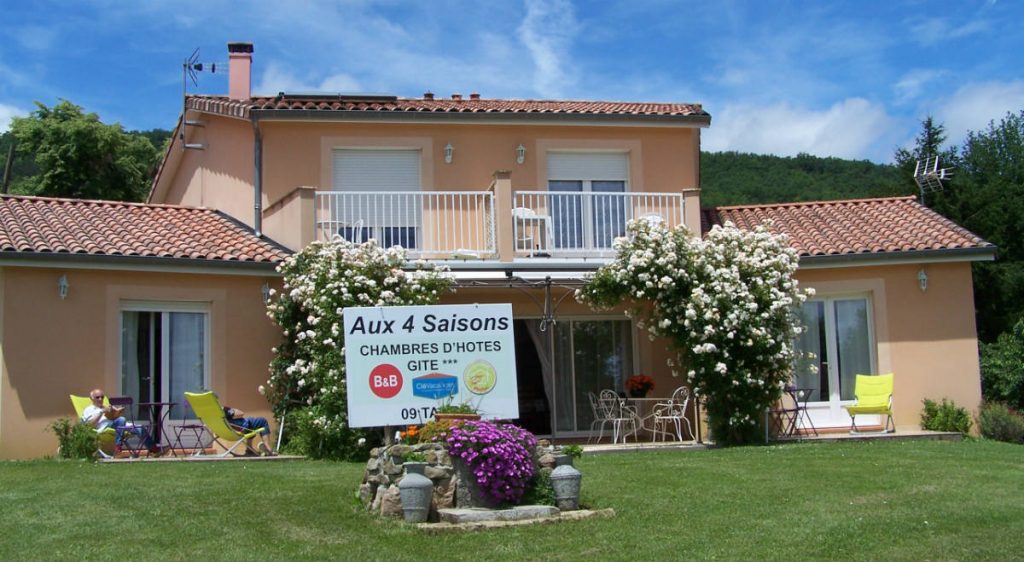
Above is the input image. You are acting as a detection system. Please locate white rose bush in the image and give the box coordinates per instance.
[266,238,453,460]
[578,219,813,445]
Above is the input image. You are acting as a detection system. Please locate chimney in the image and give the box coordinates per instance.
[470,92,480,100]
[451,93,462,101]
[227,42,254,100]
[423,91,434,100]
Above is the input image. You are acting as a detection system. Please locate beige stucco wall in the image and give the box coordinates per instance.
[152,116,702,249]
[795,261,982,428]
[0,266,280,459]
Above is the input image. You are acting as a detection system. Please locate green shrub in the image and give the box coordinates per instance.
[920,398,973,434]
[981,319,1024,410]
[48,418,99,460]
[561,444,583,460]
[519,471,556,506]
[977,402,1024,444]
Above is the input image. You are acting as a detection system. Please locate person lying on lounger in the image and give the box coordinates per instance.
[223,406,277,456]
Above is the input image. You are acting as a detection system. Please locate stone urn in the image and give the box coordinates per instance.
[549,454,582,511]
[398,462,433,523]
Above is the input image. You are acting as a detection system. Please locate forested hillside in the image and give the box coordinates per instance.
[699,151,912,207]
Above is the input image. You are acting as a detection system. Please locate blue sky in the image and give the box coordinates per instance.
[1,0,1022,163]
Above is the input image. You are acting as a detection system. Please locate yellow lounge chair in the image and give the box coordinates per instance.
[69,394,117,459]
[184,391,263,457]
[843,373,895,434]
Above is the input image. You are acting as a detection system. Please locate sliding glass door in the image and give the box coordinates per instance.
[121,304,209,425]
[793,297,875,428]
[552,319,634,433]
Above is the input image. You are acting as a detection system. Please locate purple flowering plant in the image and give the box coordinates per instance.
[445,420,538,504]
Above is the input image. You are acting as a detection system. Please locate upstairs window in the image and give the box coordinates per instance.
[547,152,629,250]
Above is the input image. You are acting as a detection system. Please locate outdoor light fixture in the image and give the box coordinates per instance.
[917,269,928,292]
[444,142,454,164]
[57,274,69,300]
[261,282,272,303]
[515,144,526,164]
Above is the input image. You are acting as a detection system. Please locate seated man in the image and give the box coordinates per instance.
[81,389,158,455]
[223,405,277,456]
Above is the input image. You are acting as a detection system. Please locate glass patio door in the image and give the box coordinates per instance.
[552,319,634,434]
[121,305,209,427]
[793,297,875,428]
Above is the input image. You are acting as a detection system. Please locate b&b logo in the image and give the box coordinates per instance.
[368,364,403,399]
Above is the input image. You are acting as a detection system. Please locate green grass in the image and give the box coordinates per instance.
[1,439,1022,561]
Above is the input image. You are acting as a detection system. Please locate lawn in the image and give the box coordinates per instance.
[1,439,1022,561]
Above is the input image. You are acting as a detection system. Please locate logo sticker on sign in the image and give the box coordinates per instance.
[368,364,403,399]
[412,373,459,399]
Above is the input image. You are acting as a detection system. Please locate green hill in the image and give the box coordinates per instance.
[699,151,913,207]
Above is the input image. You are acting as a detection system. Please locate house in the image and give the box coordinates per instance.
[0,42,993,458]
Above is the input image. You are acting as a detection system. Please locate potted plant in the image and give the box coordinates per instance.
[434,396,481,422]
[625,374,655,398]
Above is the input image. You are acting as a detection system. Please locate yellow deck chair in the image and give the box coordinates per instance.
[184,391,263,457]
[843,373,895,434]
[69,394,117,458]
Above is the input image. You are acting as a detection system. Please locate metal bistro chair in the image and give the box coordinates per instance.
[652,386,694,442]
[598,389,639,444]
[107,396,155,457]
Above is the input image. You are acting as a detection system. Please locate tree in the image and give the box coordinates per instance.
[579,219,812,445]
[9,100,159,201]
[981,318,1024,410]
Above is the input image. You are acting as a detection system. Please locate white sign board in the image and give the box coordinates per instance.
[344,303,519,427]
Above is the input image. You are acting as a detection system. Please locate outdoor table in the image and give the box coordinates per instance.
[785,387,818,437]
[138,401,176,452]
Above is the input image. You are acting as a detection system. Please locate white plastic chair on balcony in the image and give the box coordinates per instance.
[512,207,553,256]
[652,386,694,442]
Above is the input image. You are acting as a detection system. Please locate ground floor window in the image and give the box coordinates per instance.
[793,296,875,426]
[120,303,209,421]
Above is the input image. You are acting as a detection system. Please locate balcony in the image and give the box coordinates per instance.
[312,187,685,261]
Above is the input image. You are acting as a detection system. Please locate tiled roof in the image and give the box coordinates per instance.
[185,94,709,121]
[701,196,993,259]
[0,195,289,264]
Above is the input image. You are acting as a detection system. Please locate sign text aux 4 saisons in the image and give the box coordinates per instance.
[344,304,519,427]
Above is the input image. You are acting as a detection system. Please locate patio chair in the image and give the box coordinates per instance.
[184,391,263,457]
[107,396,155,457]
[69,394,117,459]
[652,386,694,442]
[598,389,639,444]
[843,373,895,434]
[586,392,611,444]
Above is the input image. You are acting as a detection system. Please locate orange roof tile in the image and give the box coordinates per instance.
[0,195,289,265]
[701,196,994,260]
[185,94,709,122]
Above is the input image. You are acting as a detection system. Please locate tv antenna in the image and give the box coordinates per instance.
[180,47,222,150]
[913,155,953,204]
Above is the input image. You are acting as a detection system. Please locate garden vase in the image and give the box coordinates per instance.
[550,455,582,511]
[398,462,433,523]
[628,389,647,398]
[452,457,501,509]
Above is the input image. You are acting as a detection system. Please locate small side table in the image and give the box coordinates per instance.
[138,401,176,454]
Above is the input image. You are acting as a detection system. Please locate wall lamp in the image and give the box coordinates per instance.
[57,274,69,300]
[917,269,928,292]
[444,142,454,164]
[516,144,526,164]
[261,282,272,304]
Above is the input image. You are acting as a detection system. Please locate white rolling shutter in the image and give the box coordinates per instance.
[548,152,628,181]
[332,149,421,192]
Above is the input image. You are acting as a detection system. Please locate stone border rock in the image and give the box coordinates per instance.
[415,508,616,532]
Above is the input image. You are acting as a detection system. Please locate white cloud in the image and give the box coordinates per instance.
[934,80,1024,142]
[14,26,57,51]
[254,61,362,96]
[908,17,989,47]
[703,98,899,161]
[517,0,579,98]
[893,69,948,105]
[0,103,28,132]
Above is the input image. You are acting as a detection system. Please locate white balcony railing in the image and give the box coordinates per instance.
[315,191,495,258]
[513,191,685,258]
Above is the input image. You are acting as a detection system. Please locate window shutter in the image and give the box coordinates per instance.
[548,152,628,181]
[332,149,421,192]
